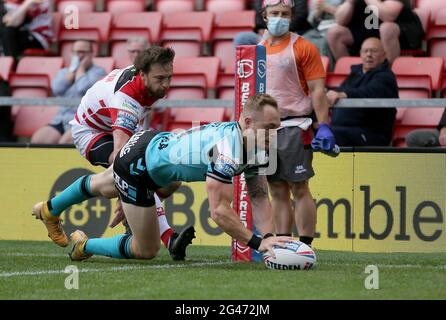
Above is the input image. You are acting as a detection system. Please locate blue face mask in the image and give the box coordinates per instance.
[267,17,290,37]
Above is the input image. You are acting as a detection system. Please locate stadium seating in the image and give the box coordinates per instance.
[212,11,255,41]
[9,57,64,95]
[155,0,195,13]
[105,0,145,14]
[391,57,444,97]
[429,39,446,64]
[0,57,14,81]
[110,11,162,43]
[326,56,361,89]
[12,88,58,138]
[58,12,112,42]
[92,57,115,73]
[161,11,214,56]
[171,56,220,98]
[162,41,201,57]
[205,0,246,13]
[213,40,235,72]
[165,107,226,131]
[56,0,95,13]
[427,7,446,41]
[109,12,162,67]
[392,107,444,147]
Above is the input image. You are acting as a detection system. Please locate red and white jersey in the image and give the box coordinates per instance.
[72,66,159,137]
[5,0,54,49]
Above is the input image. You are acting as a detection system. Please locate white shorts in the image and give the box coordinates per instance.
[70,119,110,160]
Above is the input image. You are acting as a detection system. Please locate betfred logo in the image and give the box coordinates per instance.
[257,59,266,78]
[237,59,254,79]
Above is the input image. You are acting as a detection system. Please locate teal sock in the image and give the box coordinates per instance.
[48,175,94,216]
[84,234,133,259]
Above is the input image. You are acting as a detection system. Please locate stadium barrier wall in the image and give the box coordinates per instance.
[0,146,445,253]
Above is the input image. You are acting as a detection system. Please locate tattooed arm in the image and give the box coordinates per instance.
[246,175,274,236]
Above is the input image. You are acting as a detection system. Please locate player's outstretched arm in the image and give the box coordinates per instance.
[206,177,291,256]
[206,177,253,244]
[245,175,274,236]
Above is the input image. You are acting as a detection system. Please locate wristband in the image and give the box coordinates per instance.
[246,234,262,250]
[263,233,274,239]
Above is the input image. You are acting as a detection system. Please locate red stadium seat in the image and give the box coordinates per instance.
[429,39,446,64]
[105,0,145,14]
[56,0,95,13]
[155,0,195,13]
[92,57,115,73]
[392,57,444,97]
[59,12,112,42]
[427,7,446,41]
[212,11,255,41]
[214,41,235,118]
[11,88,58,138]
[162,12,214,42]
[162,41,201,57]
[9,57,64,94]
[205,0,246,13]
[110,12,162,44]
[166,107,226,132]
[172,57,220,97]
[0,56,14,81]
[111,42,133,69]
[392,108,444,147]
[213,40,235,72]
[161,12,214,56]
[326,56,361,89]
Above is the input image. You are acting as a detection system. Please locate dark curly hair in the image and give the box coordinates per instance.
[134,46,175,74]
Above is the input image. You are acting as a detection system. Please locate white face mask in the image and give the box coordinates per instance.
[267,17,290,37]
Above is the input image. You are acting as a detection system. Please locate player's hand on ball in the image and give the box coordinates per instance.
[259,236,293,258]
[109,198,126,228]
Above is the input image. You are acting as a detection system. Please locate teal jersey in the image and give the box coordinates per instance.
[145,122,263,187]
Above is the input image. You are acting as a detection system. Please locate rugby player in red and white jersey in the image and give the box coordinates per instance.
[32,46,195,261]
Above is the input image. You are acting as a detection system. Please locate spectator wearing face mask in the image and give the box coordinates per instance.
[259,0,335,248]
[233,0,312,46]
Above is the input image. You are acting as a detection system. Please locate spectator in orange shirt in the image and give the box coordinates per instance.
[260,0,335,247]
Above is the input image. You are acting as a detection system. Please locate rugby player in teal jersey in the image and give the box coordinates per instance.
[34,93,292,261]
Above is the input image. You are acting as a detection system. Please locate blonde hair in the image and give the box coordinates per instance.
[242,93,278,117]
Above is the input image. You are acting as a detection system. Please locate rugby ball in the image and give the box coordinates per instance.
[263,240,316,270]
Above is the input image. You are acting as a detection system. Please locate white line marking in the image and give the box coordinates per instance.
[0,261,232,278]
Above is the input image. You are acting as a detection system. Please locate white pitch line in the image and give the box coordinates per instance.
[1,252,65,257]
[0,261,232,278]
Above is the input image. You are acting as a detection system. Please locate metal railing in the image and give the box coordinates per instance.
[0,97,445,108]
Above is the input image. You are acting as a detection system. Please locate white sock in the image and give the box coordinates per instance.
[155,194,172,237]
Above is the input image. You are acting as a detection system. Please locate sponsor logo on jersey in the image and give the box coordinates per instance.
[115,111,138,131]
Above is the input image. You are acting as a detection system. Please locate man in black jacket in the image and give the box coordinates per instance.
[325,37,398,146]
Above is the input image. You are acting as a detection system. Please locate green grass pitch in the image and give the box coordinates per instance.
[0,241,445,300]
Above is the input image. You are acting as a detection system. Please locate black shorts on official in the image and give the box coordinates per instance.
[267,126,315,183]
[113,130,161,207]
